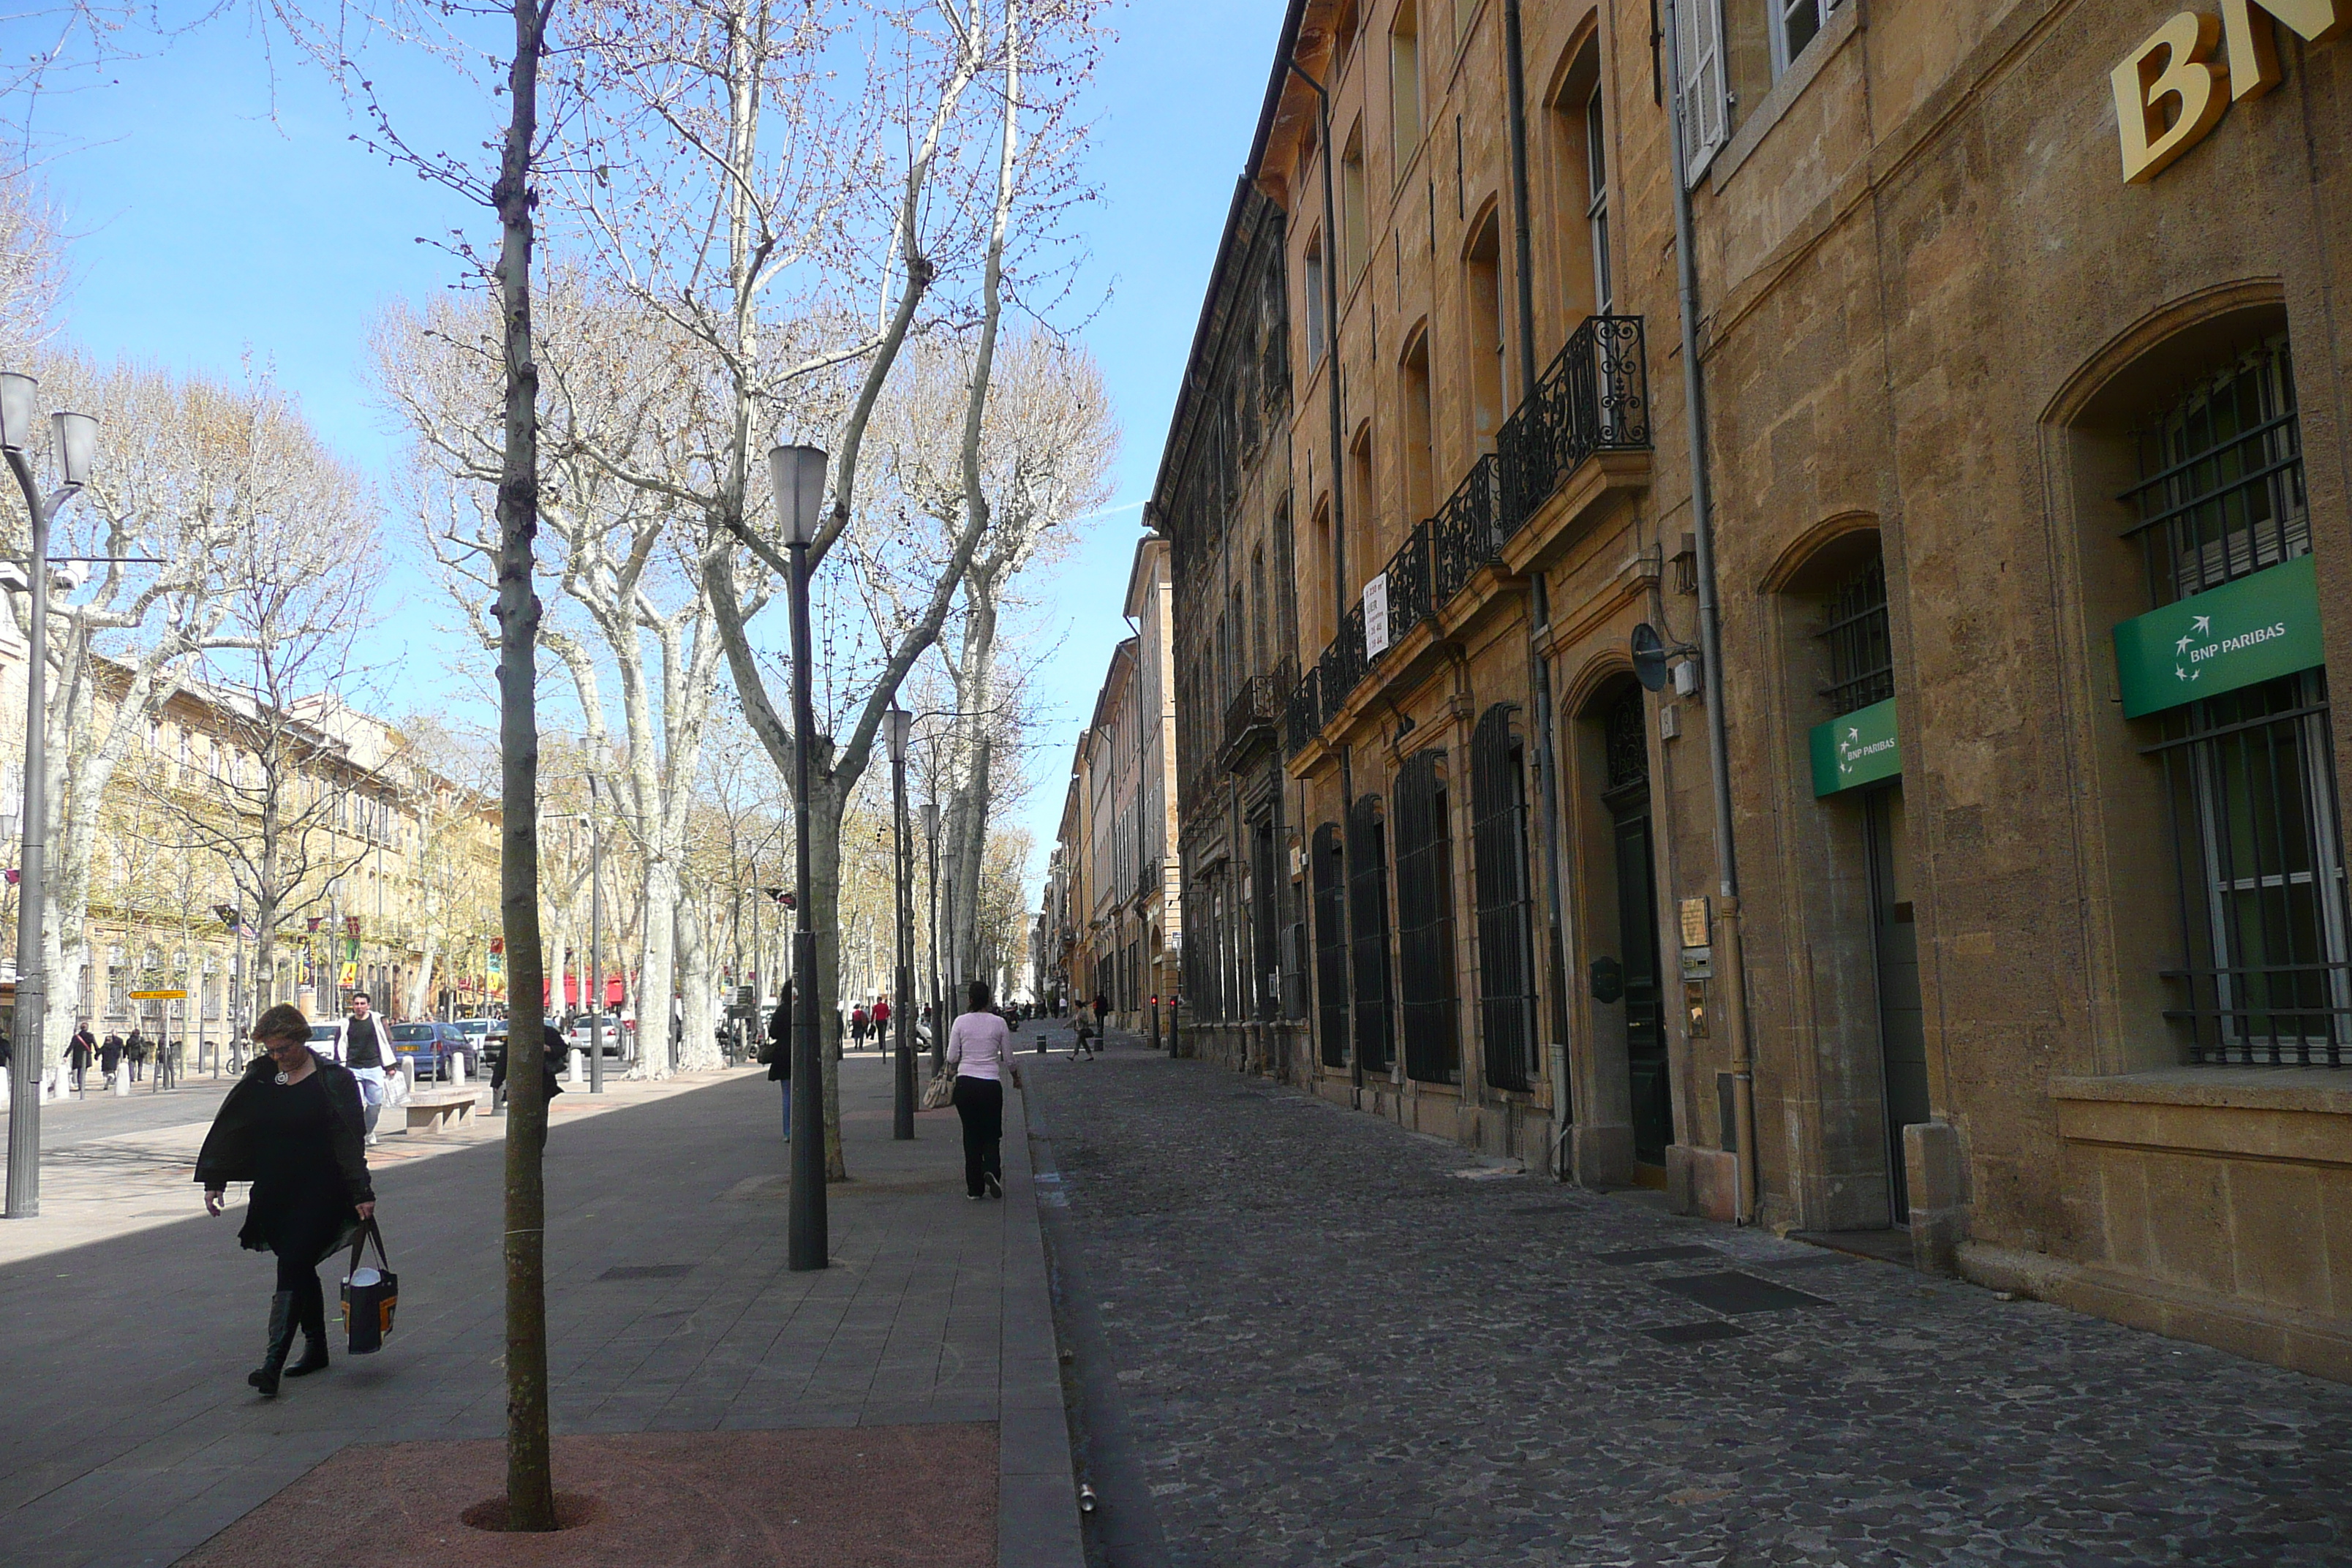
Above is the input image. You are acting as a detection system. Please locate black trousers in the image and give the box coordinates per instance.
[951,1075,1003,1196]
[270,1199,347,1336]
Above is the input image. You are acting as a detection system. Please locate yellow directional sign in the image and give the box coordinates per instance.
[127,989,186,1000]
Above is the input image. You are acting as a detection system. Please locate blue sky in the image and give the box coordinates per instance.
[20,0,1284,899]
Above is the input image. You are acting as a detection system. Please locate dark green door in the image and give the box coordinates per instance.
[1866,785,1929,1219]
[1613,800,1672,1165]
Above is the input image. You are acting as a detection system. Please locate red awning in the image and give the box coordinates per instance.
[549,973,629,1007]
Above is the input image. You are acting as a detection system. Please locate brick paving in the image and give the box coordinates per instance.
[1023,1033,2352,1567]
[0,1056,1079,1568]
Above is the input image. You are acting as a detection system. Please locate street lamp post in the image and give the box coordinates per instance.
[920,800,943,1077]
[2,376,94,1220]
[884,706,915,1140]
[772,442,829,1273]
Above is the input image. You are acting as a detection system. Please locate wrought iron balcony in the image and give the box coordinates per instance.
[1219,671,1281,772]
[1432,453,1503,606]
[1382,520,1434,652]
[1496,314,1650,537]
[1284,663,1320,759]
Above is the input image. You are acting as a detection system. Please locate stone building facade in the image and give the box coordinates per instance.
[1155,0,2352,1379]
[0,627,502,1066]
[1059,536,1183,1038]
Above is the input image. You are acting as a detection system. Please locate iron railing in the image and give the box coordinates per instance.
[1383,520,1434,652]
[1221,673,1279,772]
[1284,662,1320,758]
[1496,314,1651,533]
[1294,317,1648,746]
[1433,453,1504,607]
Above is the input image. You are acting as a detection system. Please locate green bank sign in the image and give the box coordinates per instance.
[1810,697,1900,797]
[2111,554,2325,719]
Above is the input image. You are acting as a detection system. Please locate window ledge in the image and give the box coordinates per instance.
[1707,0,1863,192]
[2050,1066,2352,1117]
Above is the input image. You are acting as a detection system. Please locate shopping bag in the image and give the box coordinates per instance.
[920,1071,954,1112]
[340,1218,399,1354]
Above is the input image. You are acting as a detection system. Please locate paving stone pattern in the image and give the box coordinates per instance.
[0,1059,1052,1568]
[1024,1039,2352,1567]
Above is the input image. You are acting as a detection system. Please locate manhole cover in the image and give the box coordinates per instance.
[1650,1271,1830,1314]
[1645,1320,1750,1345]
[1594,1245,1720,1265]
[599,1264,694,1281]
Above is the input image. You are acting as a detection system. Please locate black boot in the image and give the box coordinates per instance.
[285,1279,330,1378]
[249,1291,298,1398]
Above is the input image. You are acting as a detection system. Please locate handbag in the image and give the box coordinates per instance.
[920,1070,954,1111]
[339,1218,399,1354]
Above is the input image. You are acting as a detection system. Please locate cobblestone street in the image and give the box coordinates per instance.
[1023,1034,2352,1567]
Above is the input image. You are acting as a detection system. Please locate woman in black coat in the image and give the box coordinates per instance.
[195,1003,378,1397]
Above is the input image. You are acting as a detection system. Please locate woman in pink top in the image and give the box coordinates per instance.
[946,979,1011,1199]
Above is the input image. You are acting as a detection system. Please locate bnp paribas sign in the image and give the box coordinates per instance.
[2111,554,2325,718]
[1809,697,1900,798]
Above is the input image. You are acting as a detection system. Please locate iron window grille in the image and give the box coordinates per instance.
[1818,554,1895,716]
[1605,687,1651,794]
[1393,750,1462,1084]
[1313,823,1350,1067]
[2125,335,2348,1064]
[1471,704,1541,1092]
[1347,793,1397,1074]
[1251,819,1283,1020]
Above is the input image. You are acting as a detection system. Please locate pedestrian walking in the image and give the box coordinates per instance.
[767,985,793,1139]
[850,1003,869,1049]
[123,1031,146,1082]
[490,1021,565,1116]
[342,992,393,1146]
[195,1003,379,1398]
[947,979,1009,1201]
[872,995,890,1049]
[97,1028,123,1090]
[64,1024,94,1094]
[125,1026,147,1074]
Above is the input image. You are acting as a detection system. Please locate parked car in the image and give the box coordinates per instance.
[391,1021,475,1080]
[306,1019,349,1063]
[450,1017,494,1066]
[568,1012,630,1060]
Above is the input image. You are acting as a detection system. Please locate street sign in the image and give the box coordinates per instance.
[128,989,186,1000]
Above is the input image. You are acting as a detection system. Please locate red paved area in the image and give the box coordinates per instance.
[177,1422,996,1567]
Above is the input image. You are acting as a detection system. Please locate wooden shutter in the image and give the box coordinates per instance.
[1676,0,1729,182]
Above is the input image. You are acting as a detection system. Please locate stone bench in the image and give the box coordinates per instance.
[404,1088,480,1134]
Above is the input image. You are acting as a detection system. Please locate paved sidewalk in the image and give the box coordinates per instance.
[0,1064,747,1271]
[1025,1038,2352,1567]
[0,1055,1081,1567]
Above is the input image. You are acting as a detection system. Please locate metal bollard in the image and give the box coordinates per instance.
[451,1052,469,1086]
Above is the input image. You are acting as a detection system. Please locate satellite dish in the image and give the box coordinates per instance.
[1631,622,1669,691]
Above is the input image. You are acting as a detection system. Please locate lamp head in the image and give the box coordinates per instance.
[51,410,96,487]
[766,442,829,548]
[919,802,938,838]
[883,704,912,764]
[0,372,36,452]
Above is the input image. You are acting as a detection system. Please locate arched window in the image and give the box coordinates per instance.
[1393,749,1460,1082]
[1347,794,1395,1073]
[1471,704,1539,1090]
[2123,333,2347,1063]
[1313,822,1350,1066]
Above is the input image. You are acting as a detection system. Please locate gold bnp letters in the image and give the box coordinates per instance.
[2111,0,2344,182]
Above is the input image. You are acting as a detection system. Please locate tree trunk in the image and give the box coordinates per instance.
[492,0,556,1534]
[633,853,677,1077]
[673,890,720,1071]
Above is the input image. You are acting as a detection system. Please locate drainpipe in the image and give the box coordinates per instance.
[1287,53,1362,1101]
[1504,1,1574,1161]
[1659,0,1757,1224]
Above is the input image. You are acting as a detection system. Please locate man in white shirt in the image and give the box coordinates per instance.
[343,992,393,1146]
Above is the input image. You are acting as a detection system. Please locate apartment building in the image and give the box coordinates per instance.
[1060,535,1183,1038]
[1160,0,2352,1379]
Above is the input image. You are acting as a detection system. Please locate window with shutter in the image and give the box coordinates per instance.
[1673,0,1729,183]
